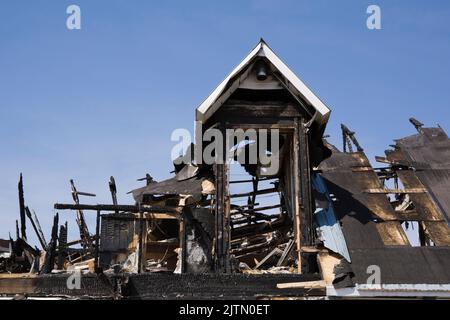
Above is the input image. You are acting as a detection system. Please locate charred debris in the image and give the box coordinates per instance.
[1,40,450,299]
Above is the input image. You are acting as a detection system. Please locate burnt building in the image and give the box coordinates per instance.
[1,40,450,299]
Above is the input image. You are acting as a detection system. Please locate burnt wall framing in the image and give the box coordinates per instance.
[202,96,317,274]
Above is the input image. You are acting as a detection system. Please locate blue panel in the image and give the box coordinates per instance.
[312,174,351,262]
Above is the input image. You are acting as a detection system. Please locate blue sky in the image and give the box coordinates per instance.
[0,1,449,244]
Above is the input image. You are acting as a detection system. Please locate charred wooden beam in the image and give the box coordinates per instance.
[231,215,289,240]
[230,203,260,211]
[70,179,94,253]
[25,207,47,250]
[65,236,96,247]
[109,176,119,214]
[231,205,282,217]
[341,123,364,153]
[229,187,278,199]
[32,209,47,250]
[54,203,181,214]
[229,177,274,184]
[231,213,279,226]
[251,178,258,208]
[231,238,280,256]
[18,173,27,240]
[42,212,59,274]
[409,117,424,134]
[57,222,68,270]
[15,238,39,257]
[137,173,155,185]
[15,220,20,241]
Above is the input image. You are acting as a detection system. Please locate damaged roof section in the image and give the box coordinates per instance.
[385,119,450,226]
[318,120,450,288]
[130,164,215,204]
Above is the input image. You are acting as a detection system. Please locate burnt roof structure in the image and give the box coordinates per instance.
[1,42,449,299]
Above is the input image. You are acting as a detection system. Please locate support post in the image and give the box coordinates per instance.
[293,118,314,273]
[298,120,314,248]
[179,214,186,273]
[94,210,101,272]
[137,209,144,273]
[293,119,302,273]
[213,123,231,273]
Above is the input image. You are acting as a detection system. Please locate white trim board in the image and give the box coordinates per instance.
[327,284,450,298]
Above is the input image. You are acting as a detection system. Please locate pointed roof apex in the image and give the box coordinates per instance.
[196,41,331,127]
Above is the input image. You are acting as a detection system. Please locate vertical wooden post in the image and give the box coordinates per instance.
[223,161,231,273]
[179,214,186,273]
[298,120,314,247]
[214,162,230,272]
[214,163,222,272]
[94,210,101,273]
[214,123,231,273]
[293,119,303,273]
[137,209,144,273]
[293,117,314,274]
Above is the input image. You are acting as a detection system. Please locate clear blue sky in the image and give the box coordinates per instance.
[1,1,449,245]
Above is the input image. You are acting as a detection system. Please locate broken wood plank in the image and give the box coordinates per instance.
[301,246,322,253]
[254,248,283,270]
[276,239,294,267]
[317,252,341,285]
[276,280,326,289]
